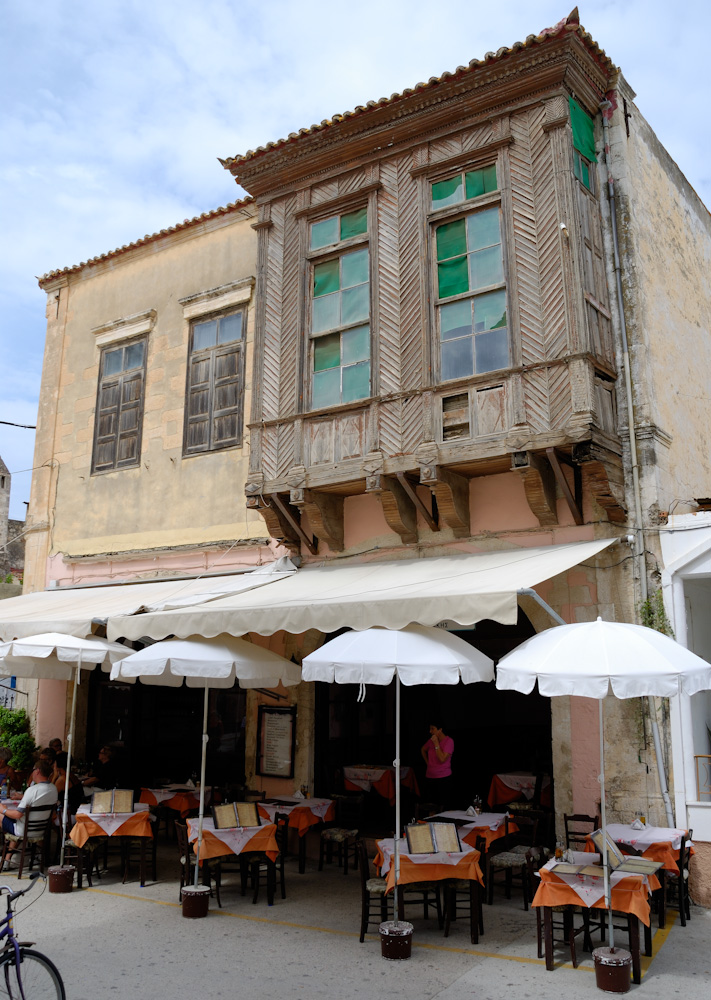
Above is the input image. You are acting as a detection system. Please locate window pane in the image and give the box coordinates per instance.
[341,283,369,325]
[469,245,504,289]
[124,341,145,370]
[342,361,370,402]
[313,258,340,297]
[475,328,509,373]
[436,218,467,261]
[342,324,369,364]
[312,292,340,333]
[340,207,367,240]
[193,319,217,351]
[581,159,590,189]
[218,312,243,343]
[473,289,507,332]
[437,256,469,299]
[466,207,500,250]
[432,175,464,208]
[313,332,340,372]
[311,215,339,249]
[465,169,485,200]
[441,336,473,380]
[440,300,472,341]
[312,368,341,408]
[341,248,369,288]
[104,348,123,376]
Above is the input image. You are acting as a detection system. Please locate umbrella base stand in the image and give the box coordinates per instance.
[593,947,632,993]
[181,885,210,918]
[380,920,413,960]
[47,865,75,894]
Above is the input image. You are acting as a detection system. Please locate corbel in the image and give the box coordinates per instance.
[512,452,559,526]
[546,447,583,525]
[573,441,628,524]
[245,487,305,550]
[365,474,418,544]
[291,489,344,553]
[419,465,470,538]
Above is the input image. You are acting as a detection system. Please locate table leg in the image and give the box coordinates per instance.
[267,861,276,906]
[543,906,554,970]
[657,870,666,929]
[470,882,479,944]
[139,838,146,887]
[298,833,306,874]
[627,916,641,985]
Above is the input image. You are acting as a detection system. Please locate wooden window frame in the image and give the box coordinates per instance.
[91,337,147,475]
[183,307,246,457]
[306,207,371,411]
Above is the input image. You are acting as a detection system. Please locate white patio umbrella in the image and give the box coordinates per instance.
[0,632,133,864]
[110,634,301,884]
[496,616,711,948]
[302,624,495,920]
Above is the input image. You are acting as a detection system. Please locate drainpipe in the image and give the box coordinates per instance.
[599,100,675,828]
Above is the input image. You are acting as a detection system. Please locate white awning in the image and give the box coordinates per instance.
[0,558,296,640]
[107,538,616,641]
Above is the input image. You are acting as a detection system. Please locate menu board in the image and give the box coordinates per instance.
[257,706,296,778]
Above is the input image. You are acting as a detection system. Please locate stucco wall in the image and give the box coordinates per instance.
[28,207,265,586]
[607,78,711,517]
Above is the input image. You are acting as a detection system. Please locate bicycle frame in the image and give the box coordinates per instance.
[0,873,42,996]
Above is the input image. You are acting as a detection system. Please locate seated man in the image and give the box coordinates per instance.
[0,760,59,849]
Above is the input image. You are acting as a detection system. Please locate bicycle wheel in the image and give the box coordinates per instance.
[0,949,65,1000]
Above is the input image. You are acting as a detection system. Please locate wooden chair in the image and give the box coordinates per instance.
[486,815,542,908]
[443,834,485,943]
[526,847,591,967]
[318,794,364,875]
[0,804,53,878]
[175,819,221,907]
[664,829,692,926]
[357,839,390,941]
[414,801,441,821]
[564,813,600,850]
[243,811,288,905]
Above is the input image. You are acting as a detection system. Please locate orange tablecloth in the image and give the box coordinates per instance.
[584,836,682,874]
[344,766,420,805]
[140,788,200,818]
[488,773,552,808]
[189,822,279,862]
[532,867,652,925]
[70,810,153,848]
[375,842,484,894]
[462,821,518,851]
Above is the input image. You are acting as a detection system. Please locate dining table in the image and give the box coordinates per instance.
[430,810,515,850]
[258,796,334,873]
[488,771,551,807]
[531,851,658,983]
[139,785,205,818]
[375,836,484,942]
[69,802,156,887]
[343,766,419,805]
[187,818,280,904]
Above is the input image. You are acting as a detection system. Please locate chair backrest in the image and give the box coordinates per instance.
[507,812,538,847]
[244,789,266,802]
[273,812,289,856]
[414,801,441,821]
[23,804,53,843]
[564,812,600,848]
[524,845,548,896]
[332,793,365,829]
[175,820,191,879]
[356,839,373,893]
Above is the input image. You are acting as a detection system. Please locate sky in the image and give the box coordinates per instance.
[1,0,709,520]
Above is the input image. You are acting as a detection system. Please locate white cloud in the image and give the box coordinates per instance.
[1,0,710,519]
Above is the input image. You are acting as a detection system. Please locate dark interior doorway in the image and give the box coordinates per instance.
[313,608,551,809]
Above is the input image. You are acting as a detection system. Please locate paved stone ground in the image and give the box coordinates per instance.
[3,845,709,999]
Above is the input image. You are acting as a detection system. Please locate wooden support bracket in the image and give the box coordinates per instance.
[366,474,418,543]
[395,473,439,532]
[517,452,558,526]
[292,489,344,553]
[546,447,583,525]
[270,493,318,555]
[420,465,470,538]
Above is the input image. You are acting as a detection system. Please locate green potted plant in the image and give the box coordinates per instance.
[0,707,38,780]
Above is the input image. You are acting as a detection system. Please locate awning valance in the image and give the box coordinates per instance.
[107,538,616,642]
[0,558,296,640]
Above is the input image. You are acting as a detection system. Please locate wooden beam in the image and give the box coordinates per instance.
[546,447,583,525]
[270,494,318,554]
[420,465,470,538]
[292,490,344,553]
[395,473,439,531]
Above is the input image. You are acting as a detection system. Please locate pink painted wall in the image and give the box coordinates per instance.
[570,697,602,816]
[35,678,68,749]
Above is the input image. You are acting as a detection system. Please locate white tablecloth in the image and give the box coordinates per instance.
[495,772,551,799]
[343,766,414,791]
[433,810,507,831]
[260,797,332,822]
[186,817,268,855]
[541,852,654,907]
[76,802,151,837]
[605,823,689,852]
[377,837,477,874]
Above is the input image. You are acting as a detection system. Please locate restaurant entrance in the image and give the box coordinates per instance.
[313,609,552,810]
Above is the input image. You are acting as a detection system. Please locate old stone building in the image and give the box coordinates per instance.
[2,11,709,900]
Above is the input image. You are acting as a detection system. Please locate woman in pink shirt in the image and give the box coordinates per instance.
[420,722,454,808]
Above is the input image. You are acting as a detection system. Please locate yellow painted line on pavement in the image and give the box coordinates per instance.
[84,886,676,972]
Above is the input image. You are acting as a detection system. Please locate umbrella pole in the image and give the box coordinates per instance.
[60,666,80,867]
[599,696,614,950]
[393,673,401,922]
[194,686,209,887]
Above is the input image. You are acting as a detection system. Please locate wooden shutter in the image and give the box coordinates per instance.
[92,340,146,474]
[185,352,213,453]
[184,320,244,455]
[212,343,242,448]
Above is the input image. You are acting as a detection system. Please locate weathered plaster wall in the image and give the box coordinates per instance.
[607,79,711,518]
[27,208,263,589]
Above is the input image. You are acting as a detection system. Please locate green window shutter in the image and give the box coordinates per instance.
[569,97,597,162]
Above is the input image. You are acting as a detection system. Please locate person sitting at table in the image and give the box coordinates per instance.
[421,721,454,808]
[48,737,63,755]
[0,748,19,792]
[53,752,85,814]
[0,759,58,852]
[83,745,120,789]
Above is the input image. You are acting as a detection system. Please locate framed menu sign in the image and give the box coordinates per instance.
[256,706,296,778]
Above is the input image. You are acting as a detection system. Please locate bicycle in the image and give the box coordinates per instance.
[0,873,65,999]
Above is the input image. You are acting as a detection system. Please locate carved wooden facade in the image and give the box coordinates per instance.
[225,21,626,551]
